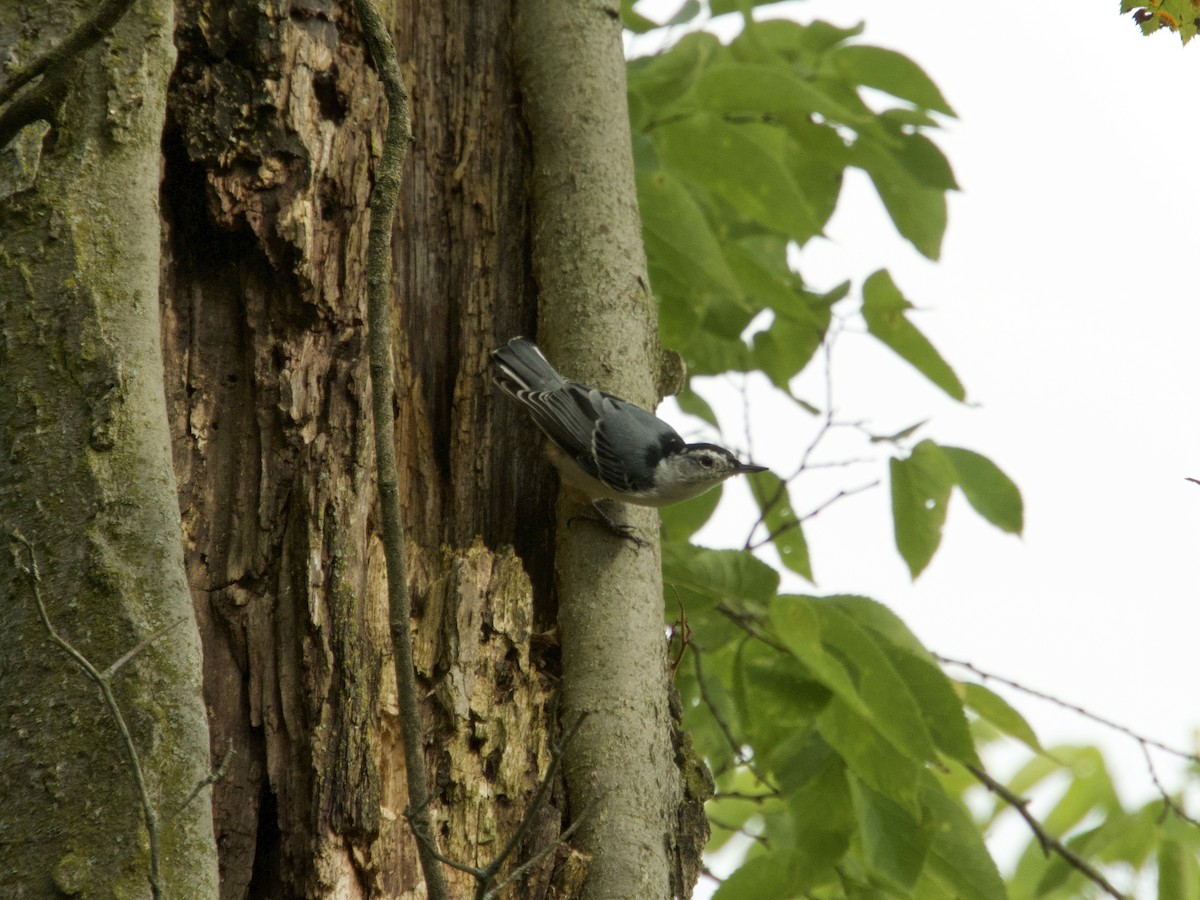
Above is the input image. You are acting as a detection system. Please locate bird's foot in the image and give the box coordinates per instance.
[567,502,648,548]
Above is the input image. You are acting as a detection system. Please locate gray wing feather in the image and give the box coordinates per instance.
[493,338,684,494]
[591,394,682,493]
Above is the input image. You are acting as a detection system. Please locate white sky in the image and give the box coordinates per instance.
[635,0,1200,869]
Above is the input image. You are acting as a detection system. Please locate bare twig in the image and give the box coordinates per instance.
[406,715,593,898]
[742,320,879,553]
[104,616,188,680]
[481,798,598,900]
[691,643,775,789]
[0,0,138,106]
[11,531,164,899]
[746,479,879,551]
[715,603,787,654]
[178,737,236,815]
[707,817,769,847]
[968,763,1126,900]
[1140,743,1200,829]
[667,592,691,674]
[938,655,1200,764]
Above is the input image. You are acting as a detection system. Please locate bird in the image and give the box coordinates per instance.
[492,337,767,542]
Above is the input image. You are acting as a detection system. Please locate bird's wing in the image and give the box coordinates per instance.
[590,394,684,493]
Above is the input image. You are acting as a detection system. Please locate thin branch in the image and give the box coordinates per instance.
[707,817,769,847]
[178,737,236,815]
[1141,743,1200,830]
[691,643,775,789]
[0,0,138,107]
[742,320,875,551]
[481,798,598,900]
[353,1,447,898]
[469,714,588,900]
[715,603,787,654]
[938,655,1200,764]
[11,531,163,900]
[967,764,1127,900]
[746,479,879,551]
[104,616,188,680]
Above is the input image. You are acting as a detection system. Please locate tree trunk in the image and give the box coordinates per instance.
[515,1,701,896]
[0,2,218,896]
[163,0,562,896]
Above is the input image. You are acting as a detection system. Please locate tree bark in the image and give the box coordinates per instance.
[515,1,699,896]
[0,2,218,896]
[163,0,562,896]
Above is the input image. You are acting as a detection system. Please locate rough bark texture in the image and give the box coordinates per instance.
[515,0,697,897]
[0,1,218,896]
[162,0,561,896]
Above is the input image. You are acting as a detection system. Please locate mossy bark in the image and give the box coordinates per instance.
[0,1,218,896]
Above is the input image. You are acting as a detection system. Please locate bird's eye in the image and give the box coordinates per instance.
[700,455,714,468]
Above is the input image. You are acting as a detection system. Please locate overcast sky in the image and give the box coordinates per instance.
[638,0,1200,834]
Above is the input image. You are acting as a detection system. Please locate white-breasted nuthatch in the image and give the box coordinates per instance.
[492,337,767,539]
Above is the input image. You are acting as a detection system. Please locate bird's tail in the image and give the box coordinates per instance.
[491,338,566,394]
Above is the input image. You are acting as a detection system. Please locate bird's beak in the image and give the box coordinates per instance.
[737,462,769,474]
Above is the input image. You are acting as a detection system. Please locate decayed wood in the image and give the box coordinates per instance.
[162,0,561,896]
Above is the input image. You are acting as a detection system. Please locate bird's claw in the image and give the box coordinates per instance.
[567,503,648,548]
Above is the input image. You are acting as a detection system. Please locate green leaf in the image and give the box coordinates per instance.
[627,31,721,129]
[918,775,1008,900]
[674,384,718,428]
[961,683,1043,753]
[829,45,955,115]
[813,604,936,763]
[713,851,802,900]
[881,646,980,768]
[638,168,744,301]
[862,270,965,401]
[750,473,812,580]
[741,18,865,62]
[823,594,927,657]
[770,597,867,718]
[940,446,1024,535]
[775,597,939,770]
[890,439,956,578]
[619,0,661,34]
[737,648,832,754]
[890,131,958,191]
[659,485,720,541]
[1158,837,1200,900]
[817,698,921,817]
[849,776,933,892]
[710,0,795,16]
[654,113,823,244]
[694,61,868,128]
[855,144,949,259]
[663,543,779,609]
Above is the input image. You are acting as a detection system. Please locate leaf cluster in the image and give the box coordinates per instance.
[625,2,1200,897]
